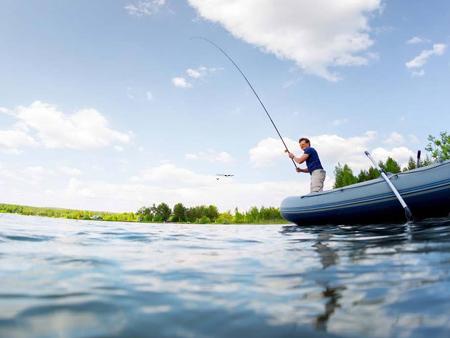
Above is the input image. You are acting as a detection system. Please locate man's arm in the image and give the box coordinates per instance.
[288,152,309,164]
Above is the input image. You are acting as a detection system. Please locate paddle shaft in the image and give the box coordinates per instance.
[365,151,414,222]
[193,37,298,170]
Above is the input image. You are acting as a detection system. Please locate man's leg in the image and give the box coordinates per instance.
[311,169,326,193]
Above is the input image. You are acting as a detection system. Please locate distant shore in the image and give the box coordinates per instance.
[0,203,288,225]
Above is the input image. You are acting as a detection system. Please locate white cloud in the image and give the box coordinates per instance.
[0,107,11,115]
[185,149,234,163]
[173,66,220,88]
[405,43,447,75]
[59,166,82,177]
[249,137,298,168]
[372,146,415,166]
[188,0,382,81]
[406,36,428,45]
[59,165,308,211]
[186,68,202,79]
[0,128,38,153]
[146,91,153,101]
[186,66,220,79]
[172,77,192,88]
[125,0,166,16]
[249,131,416,172]
[384,131,405,145]
[80,179,307,212]
[2,162,306,211]
[6,101,132,150]
[131,163,217,188]
[411,69,425,77]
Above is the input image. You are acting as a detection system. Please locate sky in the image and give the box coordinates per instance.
[1,0,449,212]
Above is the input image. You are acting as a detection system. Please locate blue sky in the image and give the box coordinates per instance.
[1,0,449,212]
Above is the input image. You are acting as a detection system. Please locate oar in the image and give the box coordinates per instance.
[364,151,414,222]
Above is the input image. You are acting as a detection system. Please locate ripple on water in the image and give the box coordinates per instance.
[1,234,55,242]
[0,214,449,338]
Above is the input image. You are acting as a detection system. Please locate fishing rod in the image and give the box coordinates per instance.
[192,37,298,170]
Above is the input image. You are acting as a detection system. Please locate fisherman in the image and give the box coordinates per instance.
[287,137,326,193]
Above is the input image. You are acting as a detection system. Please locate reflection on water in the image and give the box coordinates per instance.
[1,213,450,338]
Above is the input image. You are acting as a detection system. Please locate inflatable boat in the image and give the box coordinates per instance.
[280,160,450,225]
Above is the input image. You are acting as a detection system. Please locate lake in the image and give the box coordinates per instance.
[1,213,450,338]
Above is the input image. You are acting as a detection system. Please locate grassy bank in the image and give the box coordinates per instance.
[0,203,288,224]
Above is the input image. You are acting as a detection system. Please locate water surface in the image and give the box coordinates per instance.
[1,213,450,338]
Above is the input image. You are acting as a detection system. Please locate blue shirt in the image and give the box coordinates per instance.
[303,147,323,173]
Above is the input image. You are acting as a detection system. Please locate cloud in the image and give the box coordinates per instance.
[172,66,220,88]
[59,166,82,177]
[188,0,382,81]
[63,176,308,212]
[406,36,429,45]
[249,137,298,168]
[186,68,202,79]
[60,164,309,211]
[0,128,38,153]
[0,162,308,211]
[249,131,416,171]
[131,163,217,187]
[2,101,132,151]
[384,132,405,145]
[405,43,447,75]
[185,149,234,163]
[127,87,154,101]
[0,165,53,186]
[0,107,11,115]
[411,69,425,77]
[125,0,166,16]
[172,77,192,88]
[372,146,415,165]
[186,66,220,79]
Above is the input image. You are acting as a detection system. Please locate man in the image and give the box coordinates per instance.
[287,137,326,193]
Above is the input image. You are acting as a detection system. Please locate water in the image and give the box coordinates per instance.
[1,213,450,338]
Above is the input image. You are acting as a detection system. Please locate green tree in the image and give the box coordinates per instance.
[379,157,401,174]
[426,131,450,161]
[186,206,203,223]
[215,211,234,224]
[205,205,219,222]
[136,206,153,222]
[233,208,245,224]
[172,203,187,222]
[196,215,211,224]
[154,203,171,222]
[246,206,260,223]
[357,169,369,182]
[403,156,417,172]
[357,167,381,182]
[334,163,358,188]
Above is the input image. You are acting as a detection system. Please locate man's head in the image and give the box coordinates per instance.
[299,137,310,150]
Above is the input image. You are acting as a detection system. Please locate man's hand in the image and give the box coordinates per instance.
[296,167,301,173]
[287,152,295,159]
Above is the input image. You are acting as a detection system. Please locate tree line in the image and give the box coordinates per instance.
[0,203,286,224]
[136,203,285,224]
[334,131,449,188]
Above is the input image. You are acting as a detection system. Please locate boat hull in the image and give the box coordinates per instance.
[280,161,450,225]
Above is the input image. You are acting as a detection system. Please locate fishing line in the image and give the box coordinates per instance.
[192,37,298,170]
